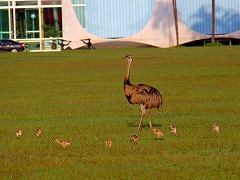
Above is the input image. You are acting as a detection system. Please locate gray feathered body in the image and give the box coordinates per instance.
[123,55,162,109]
[124,83,162,109]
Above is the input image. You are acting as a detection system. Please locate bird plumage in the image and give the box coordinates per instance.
[55,138,71,149]
[105,138,112,148]
[153,128,164,139]
[122,55,163,130]
[169,125,177,135]
[125,84,162,109]
[213,123,219,133]
[35,128,42,136]
[16,128,22,137]
[130,135,138,143]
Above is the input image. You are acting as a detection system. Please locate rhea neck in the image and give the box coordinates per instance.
[124,58,132,85]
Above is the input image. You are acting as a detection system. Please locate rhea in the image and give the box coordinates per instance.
[105,138,112,148]
[16,128,22,137]
[130,135,138,143]
[169,125,177,135]
[122,55,163,130]
[55,138,71,149]
[153,128,164,139]
[35,128,42,136]
[213,123,219,133]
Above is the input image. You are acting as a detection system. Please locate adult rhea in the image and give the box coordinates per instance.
[122,55,163,130]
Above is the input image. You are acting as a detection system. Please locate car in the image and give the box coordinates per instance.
[0,39,26,52]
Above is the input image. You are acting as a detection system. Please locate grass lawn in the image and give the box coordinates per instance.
[0,46,240,179]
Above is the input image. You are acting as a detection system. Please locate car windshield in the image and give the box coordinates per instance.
[2,40,18,45]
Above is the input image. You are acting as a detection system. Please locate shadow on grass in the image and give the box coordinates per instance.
[127,122,163,129]
[153,137,164,141]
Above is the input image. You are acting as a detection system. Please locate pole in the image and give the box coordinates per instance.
[212,0,215,44]
[172,0,179,46]
[32,18,35,38]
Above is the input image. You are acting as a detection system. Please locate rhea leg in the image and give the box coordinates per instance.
[146,109,152,129]
[138,105,146,130]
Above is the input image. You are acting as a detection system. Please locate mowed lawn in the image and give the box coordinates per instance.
[0,46,240,179]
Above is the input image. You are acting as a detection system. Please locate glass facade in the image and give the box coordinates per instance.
[70,0,155,38]
[177,0,240,35]
[0,0,62,51]
[0,9,9,39]
[72,0,85,28]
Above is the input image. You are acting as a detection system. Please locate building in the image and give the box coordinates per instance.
[0,0,62,51]
[1,0,240,51]
[63,0,240,49]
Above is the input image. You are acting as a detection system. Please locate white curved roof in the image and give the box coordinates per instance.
[63,0,240,48]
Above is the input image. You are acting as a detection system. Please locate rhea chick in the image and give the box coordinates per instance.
[55,138,71,149]
[16,128,22,137]
[35,128,42,136]
[213,123,219,133]
[105,138,112,148]
[153,128,164,139]
[169,125,177,135]
[130,135,138,143]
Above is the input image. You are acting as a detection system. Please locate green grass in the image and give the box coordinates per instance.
[0,46,240,179]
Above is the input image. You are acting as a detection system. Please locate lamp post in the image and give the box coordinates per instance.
[30,13,36,38]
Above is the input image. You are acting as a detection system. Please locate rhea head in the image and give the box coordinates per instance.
[122,55,133,61]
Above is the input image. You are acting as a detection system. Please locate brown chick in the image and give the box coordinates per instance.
[169,125,177,135]
[105,138,112,148]
[55,138,71,149]
[213,123,219,133]
[130,135,138,143]
[16,128,22,137]
[153,128,164,139]
[35,128,42,136]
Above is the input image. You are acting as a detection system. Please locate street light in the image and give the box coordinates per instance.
[30,13,36,38]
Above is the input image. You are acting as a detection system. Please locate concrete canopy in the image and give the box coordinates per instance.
[64,0,240,49]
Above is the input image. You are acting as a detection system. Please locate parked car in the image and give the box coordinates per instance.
[0,39,26,52]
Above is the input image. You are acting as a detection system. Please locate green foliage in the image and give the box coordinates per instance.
[42,24,60,38]
[204,41,223,46]
[0,47,240,179]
